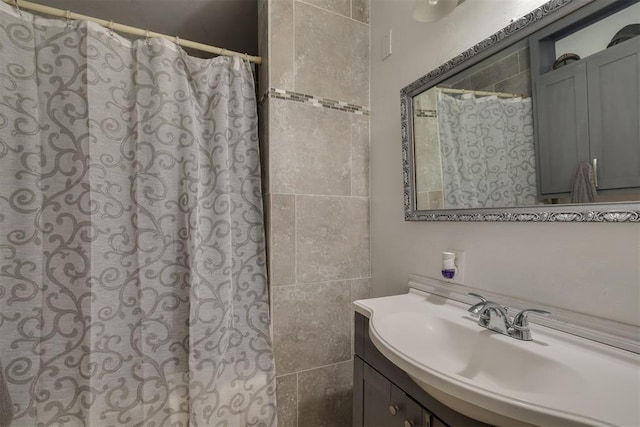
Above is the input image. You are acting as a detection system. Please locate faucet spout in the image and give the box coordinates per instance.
[466,293,551,341]
[477,302,512,334]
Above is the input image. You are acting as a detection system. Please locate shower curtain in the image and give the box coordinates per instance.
[437,92,537,209]
[0,3,276,426]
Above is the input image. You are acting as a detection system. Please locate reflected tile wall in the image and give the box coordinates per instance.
[262,0,370,425]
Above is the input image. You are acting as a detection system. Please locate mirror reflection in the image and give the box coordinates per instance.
[412,1,640,211]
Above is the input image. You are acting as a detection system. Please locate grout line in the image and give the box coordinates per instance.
[296,0,369,26]
[292,0,296,92]
[295,358,354,375]
[350,115,354,197]
[274,277,372,288]
[295,372,299,427]
[293,194,297,287]
[287,193,369,199]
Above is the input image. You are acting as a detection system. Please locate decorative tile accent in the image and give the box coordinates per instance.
[415,108,437,118]
[265,88,370,116]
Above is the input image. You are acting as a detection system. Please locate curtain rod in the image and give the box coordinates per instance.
[1,0,263,64]
[437,87,528,99]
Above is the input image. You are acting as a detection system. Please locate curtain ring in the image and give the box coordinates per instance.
[14,0,22,16]
[145,29,151,47]
[175,35,180,46]
[65,10,72,28]
[108,20,115,36]
[243,53,249,62]
[220,48,226,57]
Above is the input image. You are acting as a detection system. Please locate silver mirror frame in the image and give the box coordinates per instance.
[400,0,640,222]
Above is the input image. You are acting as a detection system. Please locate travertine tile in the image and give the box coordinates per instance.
[271,0,295,90]
[494,70,532,96]
[269,194,296,285]
[296,196,369,283]
[351,114,369,197]
[451,76,472,90]
[295,2,369,106]
[414,117,442,193]
[273,281,351,374]
[416,191,430,210]
[276,374,297,427]
[422,87,437,110]
[269,98,297,193]
[470,52,519,91]
[429,191,444,210]
[299,0,350,17]
[350,278,371,301]
[518,47,531,73]
[352,0,369,23]
[258,100,269,193]
[258,0,269,98]
[350,278,371,354]
[298,361,353,427]
[269,98,352,195]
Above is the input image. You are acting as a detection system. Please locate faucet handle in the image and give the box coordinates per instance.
[512,308,550,328]
[467,293,487,316]
[467,292,487,302]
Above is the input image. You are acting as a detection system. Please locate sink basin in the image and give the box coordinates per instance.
[354,289,640,427]
[380,312,585,395]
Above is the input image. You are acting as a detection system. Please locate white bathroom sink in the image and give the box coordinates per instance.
[354,289,640,427]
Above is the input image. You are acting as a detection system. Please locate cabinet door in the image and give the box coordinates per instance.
[430,415,449,427]
[403,396,426,427]
[535,61,590,195]
[587,36,640,190]
[363,364,405,427]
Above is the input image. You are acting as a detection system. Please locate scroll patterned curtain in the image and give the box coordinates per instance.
[437,92,537,209]
[0,3,276,426]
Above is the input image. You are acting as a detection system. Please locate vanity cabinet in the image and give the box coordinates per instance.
[353,313,490,427]
[534,36,640,196]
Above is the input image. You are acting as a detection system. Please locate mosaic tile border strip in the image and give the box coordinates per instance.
[415,109,437,118]
[263,88,370,116]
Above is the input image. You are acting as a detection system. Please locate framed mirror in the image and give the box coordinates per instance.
[401,0,640,222]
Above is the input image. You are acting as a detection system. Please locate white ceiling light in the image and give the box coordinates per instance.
[413,0,459,22]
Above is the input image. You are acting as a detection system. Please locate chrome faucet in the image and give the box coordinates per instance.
[467,293,550,341]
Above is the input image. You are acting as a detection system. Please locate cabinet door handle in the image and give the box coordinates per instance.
[592,158,599,188]
[389,404,400,416]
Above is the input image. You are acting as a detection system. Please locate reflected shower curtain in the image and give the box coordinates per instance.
[437,92,537,209]
[0,3,276,426]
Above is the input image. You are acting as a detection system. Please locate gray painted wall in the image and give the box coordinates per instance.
[37,0,257,56]
[369,0,640,327]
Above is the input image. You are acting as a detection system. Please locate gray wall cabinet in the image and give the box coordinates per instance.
[534,36,640,197]
[353,313,491,427]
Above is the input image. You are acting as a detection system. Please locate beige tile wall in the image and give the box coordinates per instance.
[261,0,370,425]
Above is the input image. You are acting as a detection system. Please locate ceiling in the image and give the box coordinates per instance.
[38,0,258,57]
